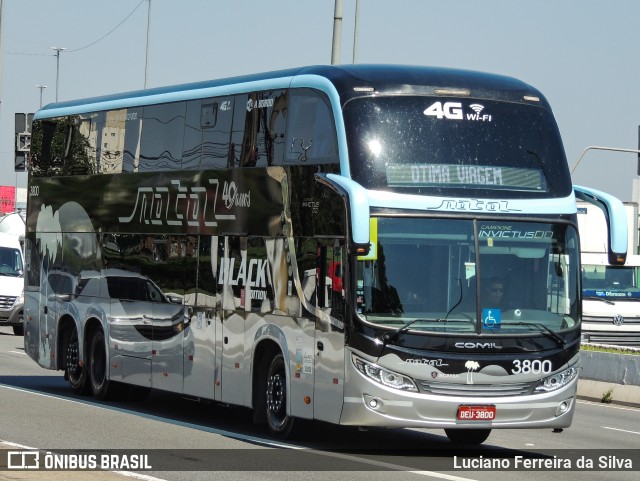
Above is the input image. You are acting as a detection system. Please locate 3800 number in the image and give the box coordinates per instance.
[511,359,552,374]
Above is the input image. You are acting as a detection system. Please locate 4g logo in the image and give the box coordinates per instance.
[424,101,493,122]
[424,101,463,120]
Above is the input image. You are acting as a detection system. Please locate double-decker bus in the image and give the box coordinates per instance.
[24,65,627,444]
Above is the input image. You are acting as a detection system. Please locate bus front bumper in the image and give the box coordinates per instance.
[339,360,577,429]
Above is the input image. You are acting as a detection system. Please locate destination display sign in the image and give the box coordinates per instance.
[583,289,640,299]
[386,164,547,191]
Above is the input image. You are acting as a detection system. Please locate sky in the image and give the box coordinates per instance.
[1,0,639,201]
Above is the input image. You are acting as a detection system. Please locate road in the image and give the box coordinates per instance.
[0,326,638,481]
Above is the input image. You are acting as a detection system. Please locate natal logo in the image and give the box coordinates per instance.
[118,178,245,228]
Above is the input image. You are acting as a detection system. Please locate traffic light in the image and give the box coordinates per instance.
[14,113,33,172]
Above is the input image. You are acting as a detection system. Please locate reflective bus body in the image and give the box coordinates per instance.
[24,65,627,443]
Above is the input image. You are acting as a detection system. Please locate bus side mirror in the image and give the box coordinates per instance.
[574,185,628,265]
[315,173,371,255]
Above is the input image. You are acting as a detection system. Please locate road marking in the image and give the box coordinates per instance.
[577,399,639,412]
[601,426,640,435]
[0,383,477,480]
[290,447,478,480]
[8,350,26,355]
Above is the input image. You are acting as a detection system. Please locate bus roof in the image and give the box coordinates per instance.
[34,64,549,120]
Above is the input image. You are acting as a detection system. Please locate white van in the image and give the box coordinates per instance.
[0,233,24,335]
[581,252,640,346]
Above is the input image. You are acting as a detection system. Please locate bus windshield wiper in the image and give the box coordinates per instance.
[381,318,424,344]
[508,321,565,347]
[380,316,474,347]
[526,149,555,191]
[583,295,615,305]
[441,278,463,321]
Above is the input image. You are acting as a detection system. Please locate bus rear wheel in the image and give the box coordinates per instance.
[444,428,491,445]
[65,326,89,394]
[265,353,295,437]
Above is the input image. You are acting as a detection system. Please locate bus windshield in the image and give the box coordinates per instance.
[355,218,580,335]
[344,96,571,199]
[582,264,640,300]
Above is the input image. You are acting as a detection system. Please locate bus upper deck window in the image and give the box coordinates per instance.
[285,89,338,165]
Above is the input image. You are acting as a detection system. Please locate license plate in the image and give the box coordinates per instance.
[456,405,496,421]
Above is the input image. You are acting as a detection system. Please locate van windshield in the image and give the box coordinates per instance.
[582,264,640,300]
[0,247,23,277]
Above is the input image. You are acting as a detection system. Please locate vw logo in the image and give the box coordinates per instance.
[613,315,624,326]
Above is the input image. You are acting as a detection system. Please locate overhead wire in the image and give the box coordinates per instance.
[4,0,146,56]
[65,0,146,53]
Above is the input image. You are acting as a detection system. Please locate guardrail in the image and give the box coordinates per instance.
[578,346,640,407]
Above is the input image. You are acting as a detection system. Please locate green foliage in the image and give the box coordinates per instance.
[601,387,614,404]
[581,344,640,355]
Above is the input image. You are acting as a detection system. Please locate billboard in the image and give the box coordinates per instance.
[0,186,16,214]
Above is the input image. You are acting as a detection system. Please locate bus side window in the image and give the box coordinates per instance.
[316,243,345,323]
[79,113,100,175]
[31,117,97,177]
[231,90,287,168]
[284,89,338,165]
[139,102,186,172]
[99,110,126,174]
[24,236,40,288]
[230,94,247,168]
[182,100,203,170]
[122,107,143,172]
[191,96,234,170]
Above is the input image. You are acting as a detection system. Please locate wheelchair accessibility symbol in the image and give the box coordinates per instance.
[482,308,501,328]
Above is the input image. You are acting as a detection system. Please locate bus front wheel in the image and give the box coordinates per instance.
[265,353,295,437]
[88,329,117,400]
[444,428,491,445]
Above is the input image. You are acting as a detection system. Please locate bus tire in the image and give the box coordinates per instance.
[88,329,115,400]
[444,428,491,445]
[65,326,89,395]
[265,353,295,437]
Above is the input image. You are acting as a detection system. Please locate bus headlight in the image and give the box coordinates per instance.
[534,364,579,393]
[352,355,418,392]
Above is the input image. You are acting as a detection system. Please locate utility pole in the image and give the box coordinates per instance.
[352,0,360,63]
[331,0,342,65]
[144,0,151,88]
[51,47,65,101]
[36,85,47,108]
[0,0,5,124]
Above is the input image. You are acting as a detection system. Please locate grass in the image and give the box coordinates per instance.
[601,387,614,404]
[581,343,640,355]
